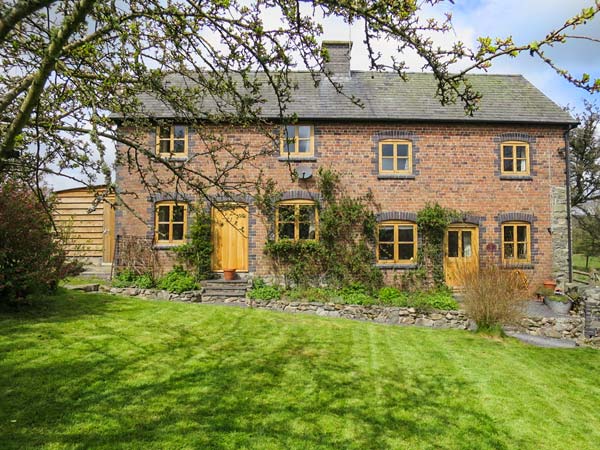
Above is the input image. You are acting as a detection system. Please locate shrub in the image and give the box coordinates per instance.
[460,262,528,330]
[285,286,336,303]
[248,285,282,301]
[175,208,214,281]
[113,269,156,289]
[410,288,459,311]
[377,286,409,306]
[157,266,198,293]
[0,181,77,301]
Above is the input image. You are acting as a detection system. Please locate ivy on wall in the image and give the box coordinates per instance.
[175,206,214,281]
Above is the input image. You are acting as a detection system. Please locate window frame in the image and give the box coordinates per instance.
[376,221,417,264]
[275,199,319,242]
[156,125,188,157]
[154,201,188,245]
[501,221,531,264]
[280,125,315,157]
[378,140,413,175]
[500,141,530,176]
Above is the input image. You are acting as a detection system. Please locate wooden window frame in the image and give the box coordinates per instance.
[378,140,413,175]
[500,141,530,175]
[280,125,315,157]
[156,125,188,157]
[275,199,319,241]
[501,221,531,264]
[376,221,417,264]
[154,201,188,244]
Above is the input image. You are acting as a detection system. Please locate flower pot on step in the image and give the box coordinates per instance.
[543,295,572,314]
[223,268,237,281]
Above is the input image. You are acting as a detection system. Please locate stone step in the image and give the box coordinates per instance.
[203,279,248,286]
[202,283,249,291]
[202,289,247,298]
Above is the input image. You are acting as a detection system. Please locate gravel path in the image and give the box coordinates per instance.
[505,331,578,348]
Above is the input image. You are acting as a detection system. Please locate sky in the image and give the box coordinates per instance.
[50,0,599,190]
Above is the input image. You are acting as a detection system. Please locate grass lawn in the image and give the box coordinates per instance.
[573,253,600,272]
[1,291,599,449]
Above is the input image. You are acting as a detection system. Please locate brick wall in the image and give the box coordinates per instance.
[115,121,569,290]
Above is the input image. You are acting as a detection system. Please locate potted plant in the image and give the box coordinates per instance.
[543,293,572,314]
[223,268,237,281]
[534,286,554,302]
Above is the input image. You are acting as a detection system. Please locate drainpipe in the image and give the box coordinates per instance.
[564,124,577,283]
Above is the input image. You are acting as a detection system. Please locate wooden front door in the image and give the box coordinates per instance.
[211,205,249,272]
[444,225,479,288]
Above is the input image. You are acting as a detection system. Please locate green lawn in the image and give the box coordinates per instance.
[1,292,599,449]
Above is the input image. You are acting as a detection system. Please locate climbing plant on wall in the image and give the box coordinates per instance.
[175,206,214,281]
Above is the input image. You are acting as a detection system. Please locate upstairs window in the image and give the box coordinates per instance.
[156,125,188,157]
[501,141,529,175]
[502,222,531,264]
[379,140,412,175]
[280,125,314,157]
[155,202,187,244]
[276,200,318,241]
[377,221,417,264]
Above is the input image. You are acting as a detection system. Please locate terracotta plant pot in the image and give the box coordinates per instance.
[223,268,236,281]
[543,279,557,291]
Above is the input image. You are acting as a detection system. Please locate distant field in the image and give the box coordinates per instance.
[573,254,600,272]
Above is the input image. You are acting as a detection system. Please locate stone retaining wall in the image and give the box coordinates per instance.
[509,316,584,341]
[582,287,600,340]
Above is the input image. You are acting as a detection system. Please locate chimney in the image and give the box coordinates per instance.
[322,41,352,78]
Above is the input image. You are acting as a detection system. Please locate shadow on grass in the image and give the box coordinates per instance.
[0,306,515,449]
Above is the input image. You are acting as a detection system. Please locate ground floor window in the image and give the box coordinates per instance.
[377,221,417,264]
[502,221,530,264]
[155,202,187,244]
[276,200,318,241]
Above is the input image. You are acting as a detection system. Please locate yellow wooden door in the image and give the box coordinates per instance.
[211,205,249,272]
[102,202,116,263]
[444,225,479,288]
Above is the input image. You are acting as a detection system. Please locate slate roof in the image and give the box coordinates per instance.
[132,71,576,125]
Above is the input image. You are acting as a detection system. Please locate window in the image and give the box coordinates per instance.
[280,125,314,156]
[379,140,412,175]
[156,125,188,156]
[501,141,529,175]
[155,202,187,244]
[275,200,318,241]
[377,221,417,264]
[502,222,531,264]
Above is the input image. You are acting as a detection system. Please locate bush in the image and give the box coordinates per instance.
[410,288,458,311]
[0,181,77,301]
[157,266,198,293]
[112,269,156,289]
[377,287,409,306]
[175,208,214,281]
[461,262,528,330]
[286,286,336,303]
[248,285,282,301]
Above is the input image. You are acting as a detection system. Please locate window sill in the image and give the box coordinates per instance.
[157,155,188,162]
[277,156,317,162]
[154,243,184,250]
[499,175,532,181]
[377,174,415,180]
[376,263,418,269]
[502,263,534,269]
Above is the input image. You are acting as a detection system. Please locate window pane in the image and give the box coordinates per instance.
[379,226,394,242]
[298,205,315,223]
[398,226,414,242]
[159,140,171,153]
[381,144,394,157]
[462,231,472,257]
[517,159,526,172]
[158,223,169,240]
[278,223,295,239]
[173,206,184,222]
[398,244,414,261]
[381,158,394,171]
[517,226,527,242]
[278,205,295,222]
[284,142,294,153]
[158,205,170,222]
[379,243,394,261]
[298,126,311,139]
[516,146,527,158]
[397,144,409,157]
[173,140,185,153]
[503,146,513,158]
[172,224,184,240]
[517,243,527,259]
[503,226,514,242]
[285,125,295,139]
[503,159,514,172]
[448,231,459,257]
[159,126,171,138]
[397,158,408,171]
[298,139,310,153]
[299,223,310,239]
[504,243,514,259]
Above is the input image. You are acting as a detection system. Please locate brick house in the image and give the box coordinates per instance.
[114,41,577,290]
